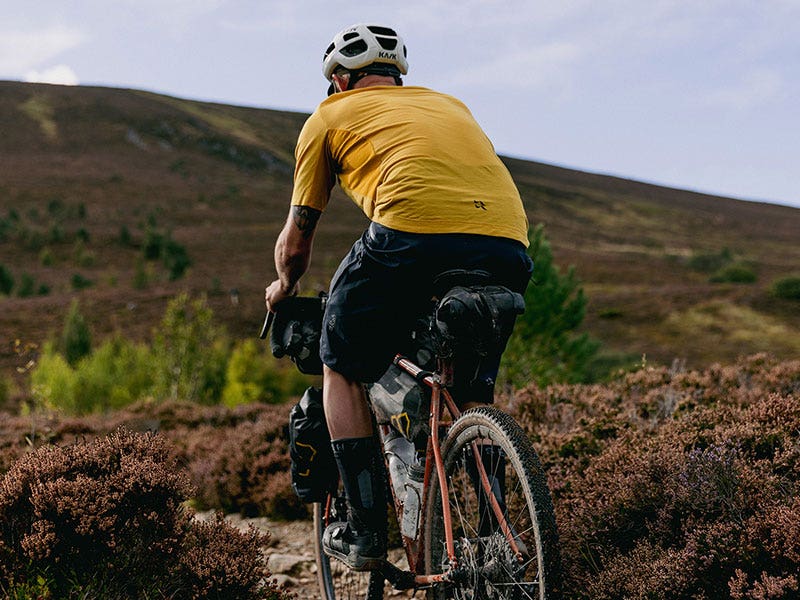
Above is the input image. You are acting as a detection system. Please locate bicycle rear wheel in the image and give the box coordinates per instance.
[423,406,562,600]
[313,495,385,600]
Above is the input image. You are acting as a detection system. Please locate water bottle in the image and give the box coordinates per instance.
[383,430,415,501]
[400,462,425,540]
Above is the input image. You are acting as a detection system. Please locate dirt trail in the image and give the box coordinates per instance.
[197,512,417,599]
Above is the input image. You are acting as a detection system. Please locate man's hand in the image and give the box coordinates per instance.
[265,279,298,313]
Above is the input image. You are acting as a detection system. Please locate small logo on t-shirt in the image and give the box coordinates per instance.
[473,200,487,210]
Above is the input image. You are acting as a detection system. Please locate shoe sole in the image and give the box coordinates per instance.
[323,545,386,572]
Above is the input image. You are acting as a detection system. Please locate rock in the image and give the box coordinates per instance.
[268,552,315,576]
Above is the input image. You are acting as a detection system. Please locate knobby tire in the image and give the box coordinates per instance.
[423,406,562,600]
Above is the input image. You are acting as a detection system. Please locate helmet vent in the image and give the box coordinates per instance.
[341,40,368,57]
[376,37,397,51]
[324,43,334,59]
[367,26,397,37]
[343,32,359,41]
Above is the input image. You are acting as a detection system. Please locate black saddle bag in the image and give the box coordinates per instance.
[288,386,338,503]
[434,285,525,401]
[435,285,525,356]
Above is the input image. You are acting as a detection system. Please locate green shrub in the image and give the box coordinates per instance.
[30,345,78,412]
[501,224,601,387]
[39,246,55,266]
[141,226,191,280]
[16,273,35,298]
[48,223,64,244]
[133,257,150,289]
[32,336,156,415]
[118,224,132,246]
[221,339,309,407]
[772,276,800,301]
[151,294,229,404]
[688,247,733,273]
[73,337,156,413]
[60,299,92,366]
[0,217,13,242]
[71,272,93,289]
[72,239,95,267]
[710,262,757,283]
[163,236,191,280]
[0,264,13,295]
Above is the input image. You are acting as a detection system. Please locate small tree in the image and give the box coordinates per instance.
[60,299,92,366]
[501,224,600,388]
[0,264,13,295]
[151,294,229,403]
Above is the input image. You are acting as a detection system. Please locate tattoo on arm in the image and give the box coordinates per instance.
[292,206,322,238]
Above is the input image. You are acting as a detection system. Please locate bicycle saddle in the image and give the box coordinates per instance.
[431,269,493,298]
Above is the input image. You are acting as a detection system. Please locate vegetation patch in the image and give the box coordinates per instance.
[19,95,58,141]
[0,428,287,599]
[512,354,800,599]
[663,301,800,358]
[772,275,800,301]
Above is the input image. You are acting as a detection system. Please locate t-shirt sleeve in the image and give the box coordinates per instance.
[291,112,335,211]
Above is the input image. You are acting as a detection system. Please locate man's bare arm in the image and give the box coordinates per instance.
[292,205,322,239]
[265,206,322,311]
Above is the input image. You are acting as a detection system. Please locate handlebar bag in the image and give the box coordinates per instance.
[270,294,326,375]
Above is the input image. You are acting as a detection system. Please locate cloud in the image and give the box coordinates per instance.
[444,42,583,90]
[702,68,784,112]
[0,25,85,73]
[24,64,80,86]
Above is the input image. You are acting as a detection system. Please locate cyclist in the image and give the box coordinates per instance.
[264,23,533,572]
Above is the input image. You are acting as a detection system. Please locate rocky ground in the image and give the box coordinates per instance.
[196,511,416,599]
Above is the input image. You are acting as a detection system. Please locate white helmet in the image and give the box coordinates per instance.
[322,24,409,81]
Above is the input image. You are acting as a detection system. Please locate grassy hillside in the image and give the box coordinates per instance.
[1,81,798,393]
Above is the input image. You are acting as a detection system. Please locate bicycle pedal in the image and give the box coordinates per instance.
[378,561,416,590]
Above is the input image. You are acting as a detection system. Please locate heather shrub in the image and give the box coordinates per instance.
[178,404,307,519]
[0,429,286,599]
[511,354,800,599]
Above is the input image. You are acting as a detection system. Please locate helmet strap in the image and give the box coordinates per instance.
[328,68,402,96]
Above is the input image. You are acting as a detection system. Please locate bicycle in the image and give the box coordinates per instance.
[261,269,562,600]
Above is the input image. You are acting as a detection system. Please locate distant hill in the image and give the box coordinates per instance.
[1,81,798,386]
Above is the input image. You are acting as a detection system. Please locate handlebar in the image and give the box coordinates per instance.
[259,311,275,340]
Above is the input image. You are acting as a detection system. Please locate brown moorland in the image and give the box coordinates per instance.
[1,81,799,393]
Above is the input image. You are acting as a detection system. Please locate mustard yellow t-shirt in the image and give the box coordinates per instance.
[291,86,529,246]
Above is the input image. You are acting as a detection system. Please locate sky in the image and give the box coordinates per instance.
[2,0,799,209]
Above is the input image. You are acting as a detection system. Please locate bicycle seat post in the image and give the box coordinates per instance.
[437,356,455,387]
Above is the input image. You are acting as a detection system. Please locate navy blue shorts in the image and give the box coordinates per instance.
[320,223,533,385]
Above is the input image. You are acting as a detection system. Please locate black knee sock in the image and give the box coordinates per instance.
[331,436,387,537]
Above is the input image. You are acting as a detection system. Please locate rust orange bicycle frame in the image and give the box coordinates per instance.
[390,353,525,587]
[320,351,523,589]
